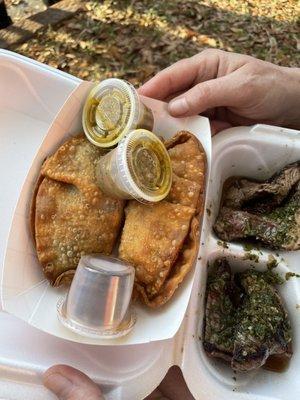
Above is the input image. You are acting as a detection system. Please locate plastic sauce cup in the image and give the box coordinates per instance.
[57,255,136,339]
[95,129,172,203]
[82,78,154,148]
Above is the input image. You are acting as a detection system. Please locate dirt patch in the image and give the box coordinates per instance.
[5,0,46,21]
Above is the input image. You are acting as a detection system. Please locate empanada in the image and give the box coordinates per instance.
[167,173,201,210]
[32,135,124,285]
[41,135,106,206]
[119,131,206,307]
[119,201,195,297]
[166,130,205,184]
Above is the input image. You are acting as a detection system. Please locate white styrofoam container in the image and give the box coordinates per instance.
[0,49,299,400]
[182,126,300,400]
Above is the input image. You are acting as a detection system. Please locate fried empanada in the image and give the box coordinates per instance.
[119,201,195,297]
[167,173,202,210]
[119,131,206,307]
[41,135,106,206]
[166,131,205,213]
[136,215,200,307]
[33,135,124,285]
[166,130,206,184]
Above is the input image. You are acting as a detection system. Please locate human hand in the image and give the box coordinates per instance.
[43,365,104,400]
[44,365,194,400]
[139,49,300,133]
[144,366,194,400]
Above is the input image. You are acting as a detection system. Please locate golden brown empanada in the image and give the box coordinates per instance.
[119,201,195,297]
[167,173,201,209]
[166,130,206,184]
[136,215,200,307]
[41,135,106,207]
[33,135,124,285]
[119,131,206,307]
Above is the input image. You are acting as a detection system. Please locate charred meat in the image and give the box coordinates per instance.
[203,259,236,361]
[222,162,300,212]
[232,270,292,371]
[214,162,300,250]
[203,259,292,372]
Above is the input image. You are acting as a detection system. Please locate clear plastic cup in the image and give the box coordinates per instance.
[95,129,172,203]
[82,78,154,148]
[57,255,136,339]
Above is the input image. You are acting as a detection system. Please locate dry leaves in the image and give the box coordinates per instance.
[11,0,299,85]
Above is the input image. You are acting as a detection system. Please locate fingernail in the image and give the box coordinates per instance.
[168,97,189,116]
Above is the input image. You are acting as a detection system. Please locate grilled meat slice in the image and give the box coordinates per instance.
[214,182,300,250]
[203,260,293,372]
[223,162,300,213]
[203,259,236,361]
[232,270,292,372]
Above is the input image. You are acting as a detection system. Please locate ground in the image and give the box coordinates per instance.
[7,0,300,85]
[5,0,45,21]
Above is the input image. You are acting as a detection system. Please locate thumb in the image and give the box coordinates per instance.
[168,74,238,117]
[43,365,104,400]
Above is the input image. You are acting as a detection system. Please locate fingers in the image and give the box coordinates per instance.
[138,49,226,100]
[138,57,198,100]
[144,388,169,399]
[210,119,232,135]
[168,72,240,117]
[43,365,104,400]
[158,366,195,400]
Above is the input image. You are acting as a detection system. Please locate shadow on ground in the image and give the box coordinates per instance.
[8,0,299,84]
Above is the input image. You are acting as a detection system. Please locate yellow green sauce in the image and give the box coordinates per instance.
[128,134,172,199]
[84,87,131,145]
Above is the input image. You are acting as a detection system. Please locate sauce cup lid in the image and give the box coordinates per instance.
[116,129,172,203]
[82,78,141,148]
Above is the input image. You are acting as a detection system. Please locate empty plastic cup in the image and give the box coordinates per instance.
[57,254,136,339]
